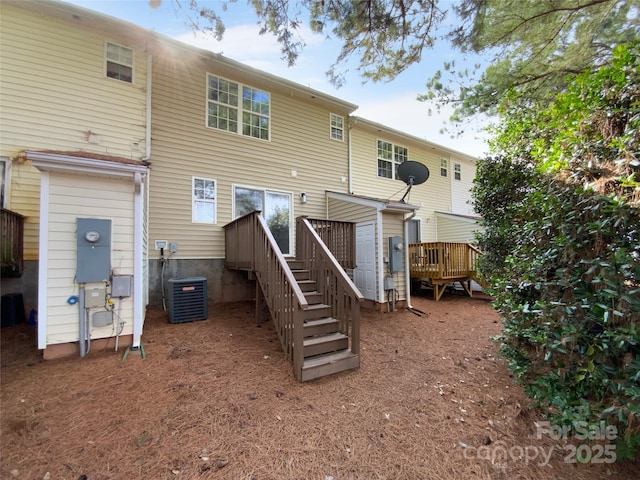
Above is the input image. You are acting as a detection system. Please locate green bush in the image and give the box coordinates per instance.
[474,43,640,458]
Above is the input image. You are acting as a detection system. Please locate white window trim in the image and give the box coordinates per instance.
[205,73,271,141]
[454,163,461,181]
[330,113,344,141]
[104,41,134,84]
[440,158,449,177]
[377,139,408,180]
[192,176,217,224]
[232,184,293,255]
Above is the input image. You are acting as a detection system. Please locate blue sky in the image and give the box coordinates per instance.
[63,0,490,157]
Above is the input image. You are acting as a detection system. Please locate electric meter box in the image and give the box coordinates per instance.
[77,218,111,283]
[388,236,403,273]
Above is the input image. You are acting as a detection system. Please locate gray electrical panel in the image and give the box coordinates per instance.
[77,218,111,283]
[388,236,403,273]
[111,275,133,298]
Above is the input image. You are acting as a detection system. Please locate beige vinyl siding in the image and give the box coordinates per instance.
[451,157,477,216]
[381,213,407,300]
[435,213,479,243]
[327,198,377,224]
[149,48,352,258]
[350,123,451,242]
[0,3,148,260]
[7,163,40,259]
[45,173,135,345]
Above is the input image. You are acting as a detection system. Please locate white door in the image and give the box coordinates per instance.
[355,222,376,301]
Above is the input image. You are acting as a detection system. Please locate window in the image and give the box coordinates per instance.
[454,163,461,181]
[207,74,270,140]
[0,157,7,207]
[234,186,291,254]
[440,158,448,177]
[192,177,216,223]
[106,42,133,83]
[330,113,344,141]
[377,140,408,179]
[407,219,421,243]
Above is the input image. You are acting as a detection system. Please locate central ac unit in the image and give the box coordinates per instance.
[168,277,208,324]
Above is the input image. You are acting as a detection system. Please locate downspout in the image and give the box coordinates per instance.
[79,284,86,357]
[348,118,354,194]
[404,210,417,310]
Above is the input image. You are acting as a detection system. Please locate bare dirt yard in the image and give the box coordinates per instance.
[1,291,638,480]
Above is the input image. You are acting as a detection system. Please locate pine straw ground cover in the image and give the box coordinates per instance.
[1,293,638,480]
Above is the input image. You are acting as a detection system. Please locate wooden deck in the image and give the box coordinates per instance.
[409,242,482,301]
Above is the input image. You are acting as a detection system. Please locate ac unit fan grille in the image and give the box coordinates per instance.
[168,277,208,323]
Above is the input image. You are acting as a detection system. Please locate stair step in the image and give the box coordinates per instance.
[303,332,349,357]
[292,269,310,281]
[302,303,330,320]
[301,350,360,382]
[303,291,323,304]
[287,260,305,270]
[297,280,317,292]
[304,317,340,337]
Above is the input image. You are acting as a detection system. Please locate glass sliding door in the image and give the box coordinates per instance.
[233,186,292,255]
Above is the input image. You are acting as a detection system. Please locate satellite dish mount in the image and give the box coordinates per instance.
[397,161,430,202]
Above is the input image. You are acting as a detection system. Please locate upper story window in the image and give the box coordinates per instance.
[330,113,344,141]
[192,177,216,224]
[440,158,448,177]
[207,74,270,140]
[454,163,461,180]
[377,140,408,179]
[105,42,133,83]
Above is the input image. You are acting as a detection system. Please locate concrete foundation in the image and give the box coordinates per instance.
[148,258,255,309]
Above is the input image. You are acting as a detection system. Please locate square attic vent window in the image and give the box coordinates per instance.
[106,42,133,83]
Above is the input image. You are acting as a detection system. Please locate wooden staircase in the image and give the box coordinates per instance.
[288,259,360,381]
[224,212,362,382]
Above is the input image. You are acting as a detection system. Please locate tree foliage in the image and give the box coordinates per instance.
[473,43,640,459]
[158,0,638,122]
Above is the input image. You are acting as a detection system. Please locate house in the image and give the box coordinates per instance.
[0,0,479,378]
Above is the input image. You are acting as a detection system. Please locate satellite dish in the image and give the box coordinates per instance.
[397,161,429,202]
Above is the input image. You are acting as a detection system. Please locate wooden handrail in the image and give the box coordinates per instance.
[224,211,308,379]
[296,217,363,354]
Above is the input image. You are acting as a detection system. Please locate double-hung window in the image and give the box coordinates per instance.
[233,186,291,254]
[192,177,216,223]
[377,140,408,179]
[207,74,270,140]
[440,158,448,177]
[330,113,344,141]
[454,163,461,180]
[106,42,133,83]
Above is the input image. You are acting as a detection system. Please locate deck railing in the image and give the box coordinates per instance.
[305,217,356,269]
[296,217,362,355]
[224,211,308,380]
[1,208,24,277]
[409,242,481,280]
